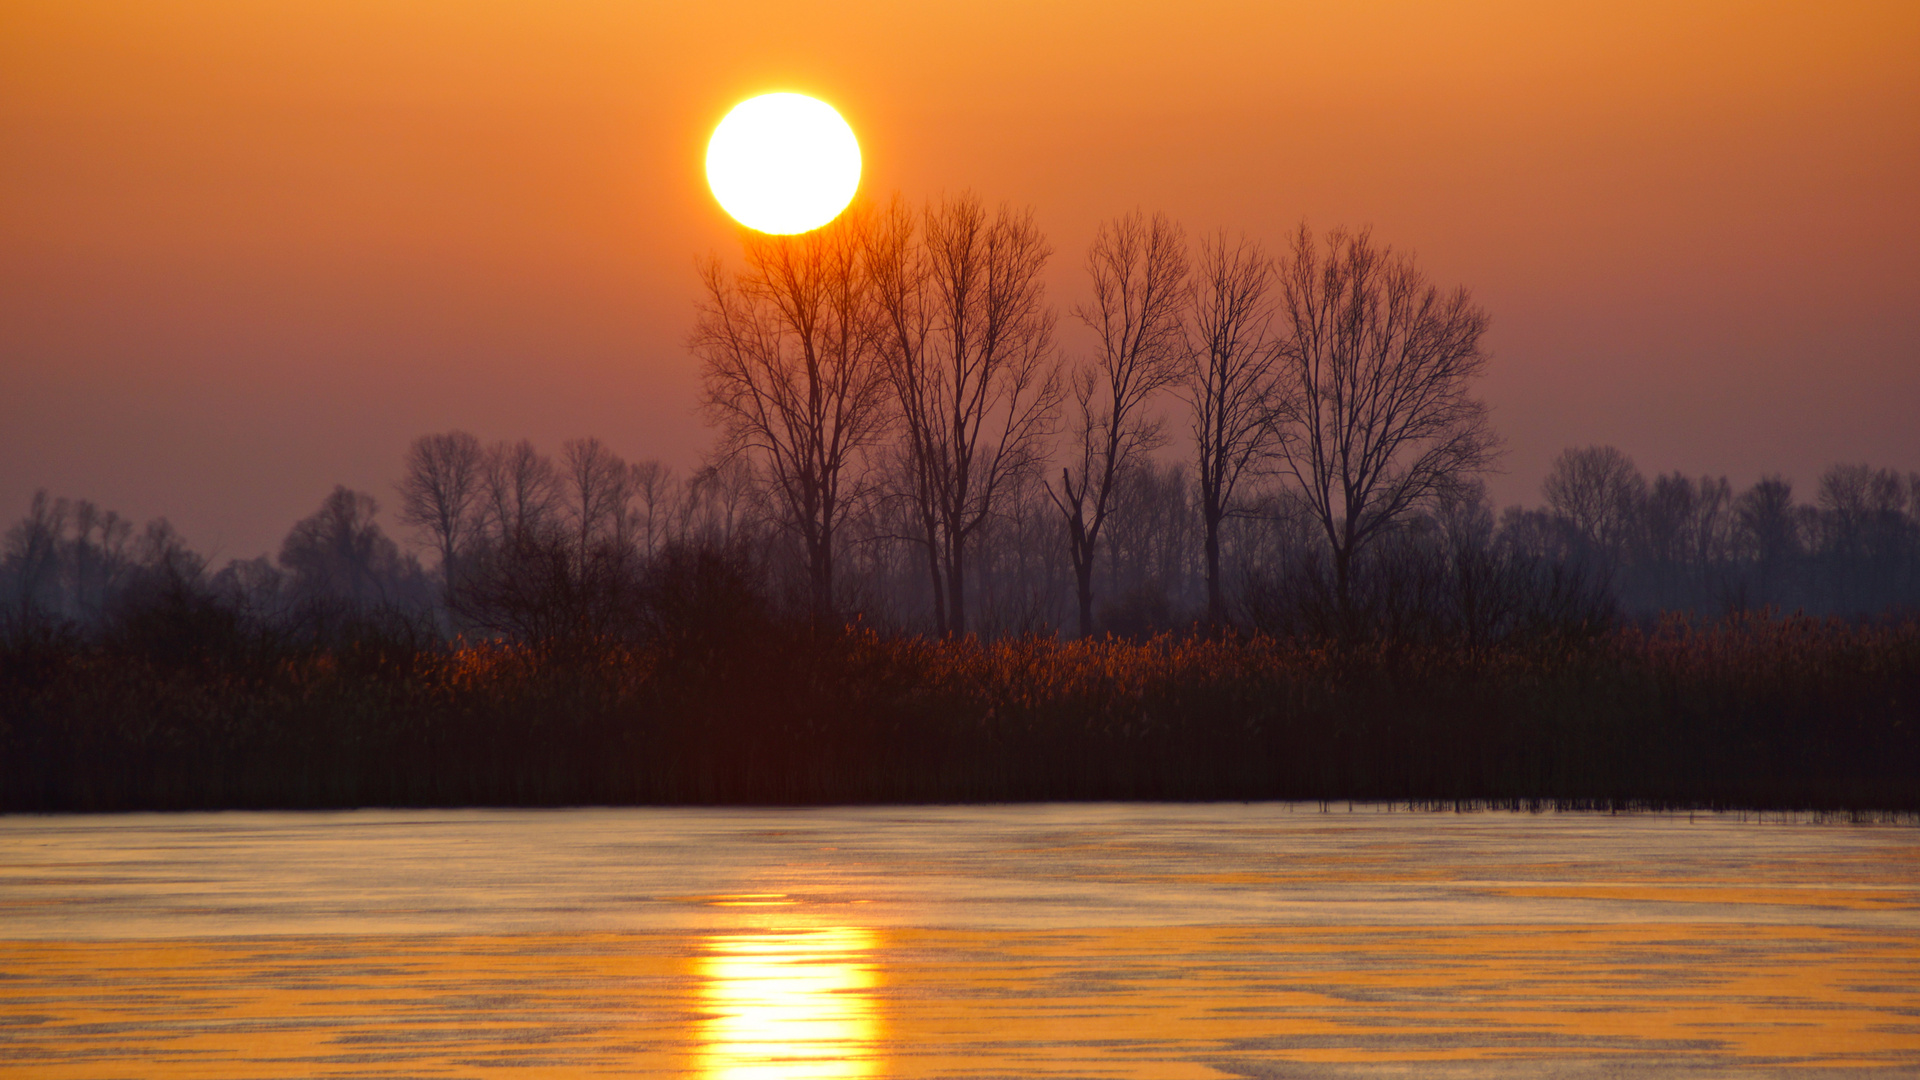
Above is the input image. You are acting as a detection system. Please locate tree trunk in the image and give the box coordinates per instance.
[924,530,947,636]
[1333,542,1354,641]
[945,541,966,638]
[1075,555,1095,638]
[438,537,459,611]
[810,534,833,628]
[1203,503,1224,626]
[936,514,968,637]
[1064,504,1095,638]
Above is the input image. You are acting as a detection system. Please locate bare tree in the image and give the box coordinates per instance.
[279,487,420,608]
[447,439,565,632]
[678,459,762,548]
[60,500,133,622]
[2,491,69,620]
[560,437,633,568]
[1183,232,1278,625]
[868,192,1061,636]
[1732,474,1808,609]
[1687,475,1736,568]
[1642,471,1734,604]
[1542,445,1647,575]
[479,439,560,546]
[1818,464,1909,562]
[1736,476,1805,564]
[397,431,484,597]
[1643,472,1700,568]
[1271,224,1499,625]
[1100,458,1203,631]
[1048,211,1190,636]
[450,441,654,644]
[209,555,286,618]
[693,208,892,622]
[628,460,675,559]
[130,518,204,586]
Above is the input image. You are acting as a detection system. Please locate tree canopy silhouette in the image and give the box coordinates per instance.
[1271,225,1499,627]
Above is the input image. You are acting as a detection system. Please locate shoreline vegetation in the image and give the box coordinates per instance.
[8,208,1920,813]
[4,562,1915,812]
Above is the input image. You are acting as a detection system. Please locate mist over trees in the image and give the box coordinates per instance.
[11,449,1916,649]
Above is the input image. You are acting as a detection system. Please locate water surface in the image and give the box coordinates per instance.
[2,805,1915,1077]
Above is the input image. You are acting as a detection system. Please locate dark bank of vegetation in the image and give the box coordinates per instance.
[5,200,1919,811]
[3,534,1916,812]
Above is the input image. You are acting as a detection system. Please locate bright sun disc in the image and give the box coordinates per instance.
[706,93,861,235]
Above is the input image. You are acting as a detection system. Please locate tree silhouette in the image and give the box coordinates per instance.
[1047,211,1189,636]
[1271,225,1498,627]
[694,209,891,624]
[279,486,417,609]
[478,439,560,547]
[1183,232,1279,626]
[869,193,1060,636]
[397,430,484,601]
[1542,445,1646,577]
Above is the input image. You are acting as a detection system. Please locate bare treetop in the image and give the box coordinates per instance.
[693,208,893,622]
[1543,445,1646,574]
[1184,231,1279,625]
[868,193,1061,636]
[1050,210,1190,635]
[398,431,484,606]
[1272,224,1499,618]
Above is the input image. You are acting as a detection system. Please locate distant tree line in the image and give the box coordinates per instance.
[1517,448,1920,618]
[9,449,1916,651]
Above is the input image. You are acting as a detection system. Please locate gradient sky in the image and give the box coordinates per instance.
[3,1,1916,559]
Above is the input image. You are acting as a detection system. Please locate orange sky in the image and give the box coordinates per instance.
[3,1,1916,558]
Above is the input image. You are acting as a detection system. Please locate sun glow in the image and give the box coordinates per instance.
[706,93,861,235]
[696,927,882,1080]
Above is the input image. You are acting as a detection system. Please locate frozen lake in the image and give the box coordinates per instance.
[1,804,1915,1077]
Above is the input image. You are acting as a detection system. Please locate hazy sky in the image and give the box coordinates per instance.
[4,1,1916,559]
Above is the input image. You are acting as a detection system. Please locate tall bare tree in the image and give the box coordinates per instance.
[868,193,1060,636]
[1271,225,1498,625]
[479,439,560,546]
[397,430,484,597]
[628,460,675,559]
[693,209,892,622]
[678,458,762,548]
[1183,233,1278,626]
[1048,211,1190,636]
[560,437,633,569]
[1542,445,1646,575]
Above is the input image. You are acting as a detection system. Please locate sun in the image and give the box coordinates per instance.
[706,93,861,235]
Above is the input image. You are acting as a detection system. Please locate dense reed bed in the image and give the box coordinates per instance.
[2,606,1916,812]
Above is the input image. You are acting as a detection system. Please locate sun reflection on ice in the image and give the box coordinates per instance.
[696,926,883,1080]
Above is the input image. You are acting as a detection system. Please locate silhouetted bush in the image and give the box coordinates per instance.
[1246,537,1616,652]
[451,531,648,646]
